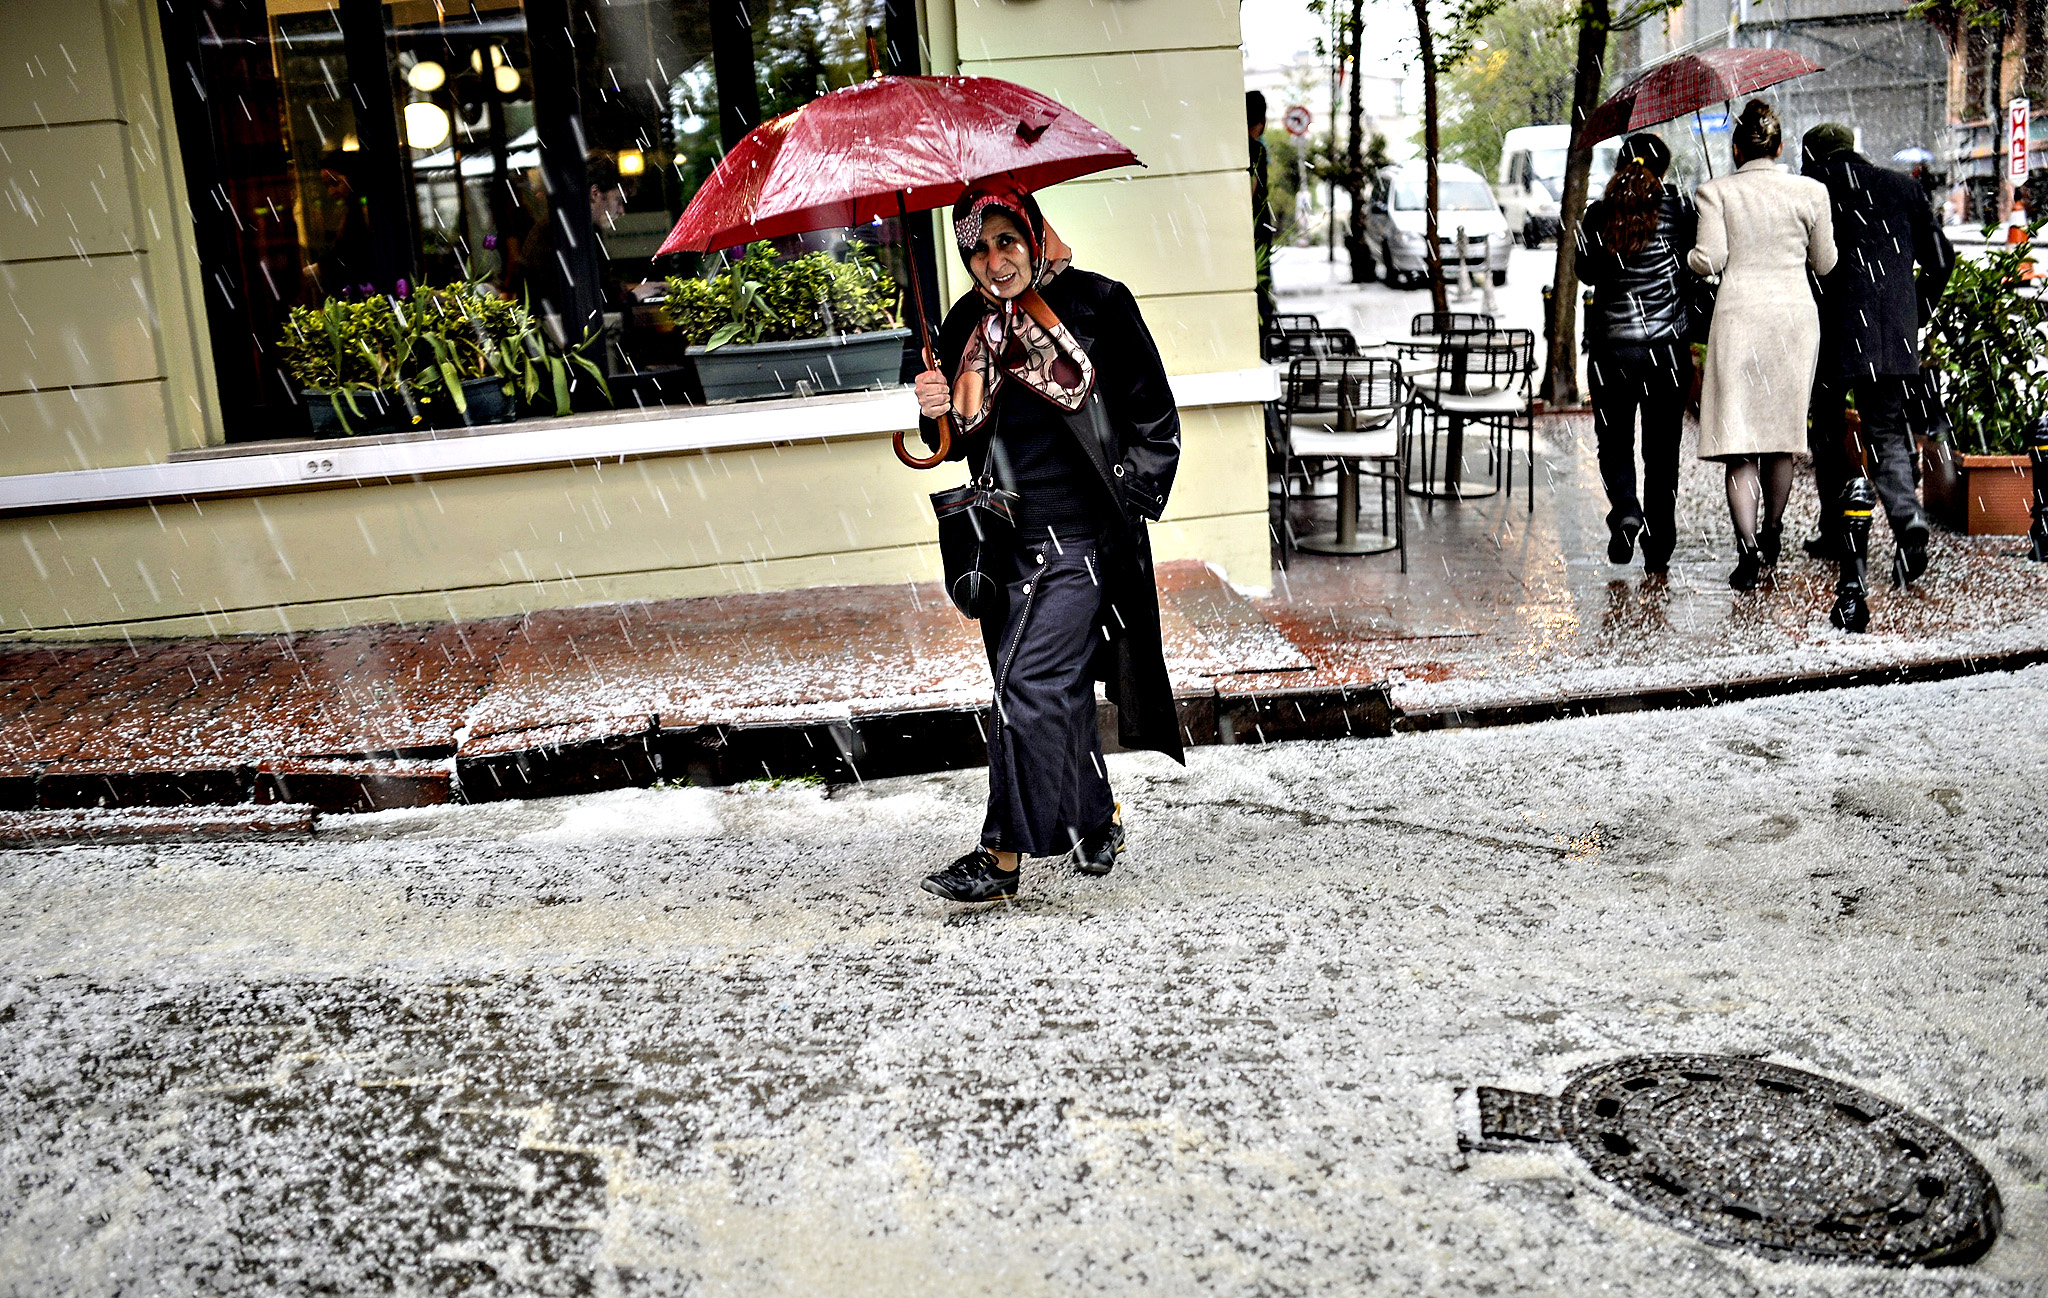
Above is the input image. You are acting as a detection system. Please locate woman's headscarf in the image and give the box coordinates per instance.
[947,182,1095,435]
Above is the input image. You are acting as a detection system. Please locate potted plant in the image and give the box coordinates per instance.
[662,241,908,400]
[276,294,428,437]
[280,286,611,436]
[412,284,607,426]
[1923,227,2048,534]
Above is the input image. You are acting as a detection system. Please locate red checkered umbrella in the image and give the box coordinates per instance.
[1576,47,1825,146]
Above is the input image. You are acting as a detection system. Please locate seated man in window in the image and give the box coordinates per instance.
[504,151,632,336]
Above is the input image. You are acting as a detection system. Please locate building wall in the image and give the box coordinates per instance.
[0,0,217,476]
[0,0,1270,640]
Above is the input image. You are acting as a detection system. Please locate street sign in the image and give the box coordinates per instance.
[1283,104,1312,137]
[2011,98,2030,180]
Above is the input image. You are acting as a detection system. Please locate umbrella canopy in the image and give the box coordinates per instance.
[1893,146,1936,164]
[1576,47,1825,146]
[656,75,1140,255]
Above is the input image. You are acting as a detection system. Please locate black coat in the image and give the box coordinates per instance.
[1807,150,1955,381]
[1577,189,1698,348]
[919,268,1185,763]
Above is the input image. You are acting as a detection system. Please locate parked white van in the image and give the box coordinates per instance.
[1495,125,1621,246]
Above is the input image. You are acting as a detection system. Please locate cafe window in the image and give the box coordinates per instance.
[159,0,911,444]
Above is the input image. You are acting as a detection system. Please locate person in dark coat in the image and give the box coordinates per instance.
[1248,91,1277,334]
[912,182,1183,904]
[1575,133,1697,576]
[1801,123,1955,582]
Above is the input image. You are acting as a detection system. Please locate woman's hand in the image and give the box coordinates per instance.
[914,368,951,420]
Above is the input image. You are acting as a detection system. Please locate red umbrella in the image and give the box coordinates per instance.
[656,75,1141,469]
[1577,47,1825,148]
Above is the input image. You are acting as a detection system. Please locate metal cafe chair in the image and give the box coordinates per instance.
[1262,313,1323,361]
[1275,356,1408,569]
[1269,325,1362,361]
[1409,311,1495,337]
[1409,327,1537,511]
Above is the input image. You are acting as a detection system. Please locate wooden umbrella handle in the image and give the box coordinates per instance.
[894,342,952,469]
[894,412,951,469]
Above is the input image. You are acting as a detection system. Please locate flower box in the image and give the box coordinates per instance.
[302,388,415,438]
[1929,452,2033,535]
[689,327,910,401]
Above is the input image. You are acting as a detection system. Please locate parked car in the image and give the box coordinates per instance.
[1363,161,1512,288]
[1494,124,1620,246]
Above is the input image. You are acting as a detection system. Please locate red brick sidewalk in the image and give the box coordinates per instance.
[5,414,2046,823]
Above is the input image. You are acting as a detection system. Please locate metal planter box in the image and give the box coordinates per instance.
[689,328,910,401]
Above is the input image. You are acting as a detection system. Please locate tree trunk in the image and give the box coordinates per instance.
[1414,0,1447,313]
[1344,0,1370,281]
[1543,0,1609,406]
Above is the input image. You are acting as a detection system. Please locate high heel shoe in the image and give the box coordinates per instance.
[1729,540,1763,591]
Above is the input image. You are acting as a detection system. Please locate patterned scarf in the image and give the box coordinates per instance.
[949,186,1096,437]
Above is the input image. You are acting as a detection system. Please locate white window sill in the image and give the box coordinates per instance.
[0,367,1279,515]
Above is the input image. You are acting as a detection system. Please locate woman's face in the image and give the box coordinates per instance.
[967,211,1034,299]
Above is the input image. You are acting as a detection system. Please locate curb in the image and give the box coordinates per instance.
[0,651,2039,827]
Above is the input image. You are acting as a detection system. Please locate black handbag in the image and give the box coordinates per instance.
[931,473,1019,620]
[1684,271,1717,345]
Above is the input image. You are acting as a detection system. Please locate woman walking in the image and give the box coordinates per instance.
[1687,100,1837,589]
[1576,134,1697,576]
[912,183,1184,903]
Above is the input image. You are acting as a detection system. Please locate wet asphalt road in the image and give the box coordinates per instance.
[2,670,2045,1296]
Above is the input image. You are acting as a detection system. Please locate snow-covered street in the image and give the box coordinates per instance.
[3,671,2045,1295]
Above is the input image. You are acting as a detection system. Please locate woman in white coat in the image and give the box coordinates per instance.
[1687,101,1838,590]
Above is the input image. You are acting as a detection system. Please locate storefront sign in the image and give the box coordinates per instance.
[2011,99,2030,180]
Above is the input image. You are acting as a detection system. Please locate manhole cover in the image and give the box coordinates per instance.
[1462,1054,2001,1266]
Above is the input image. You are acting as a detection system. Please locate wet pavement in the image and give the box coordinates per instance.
[2,669,2043,1294]
[2,243,2046,816]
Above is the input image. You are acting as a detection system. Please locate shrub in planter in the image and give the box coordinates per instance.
[1922,227,2048,532]
[276,294,428,436]
[279,286,609,435]
[411,284,606,425]
[662,242,907,399]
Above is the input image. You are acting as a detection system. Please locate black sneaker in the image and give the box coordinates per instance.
[1072,805,1126,876]
[1608,516,1643,565]
[921,847,1019,902]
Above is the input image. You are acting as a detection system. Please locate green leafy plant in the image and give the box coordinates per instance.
[410,282,607,418]
[1924,229,2048,455]
[662,241,898,350]
[275,294,427,432]
[279,285,610,431]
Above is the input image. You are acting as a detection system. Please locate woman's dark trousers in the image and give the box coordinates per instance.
[1589,341,1690,566]
[979,534,1115,857]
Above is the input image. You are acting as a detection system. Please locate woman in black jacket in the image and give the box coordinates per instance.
[1575,135,1698,576]
[912,183,1183,904]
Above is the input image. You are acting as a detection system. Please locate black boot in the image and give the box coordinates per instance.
[1729,539,1763,591]
[1893,510,1930,588]
[1608,515,1643,565]
[1831,477,1877,633]
[921,847,1019,902]
[1801,532,1843,561]
[1758,522,1783,568]
[1072,804,1125,876]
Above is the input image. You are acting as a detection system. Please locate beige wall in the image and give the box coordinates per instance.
[0,0,216,475]
[0,0,1269,640]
